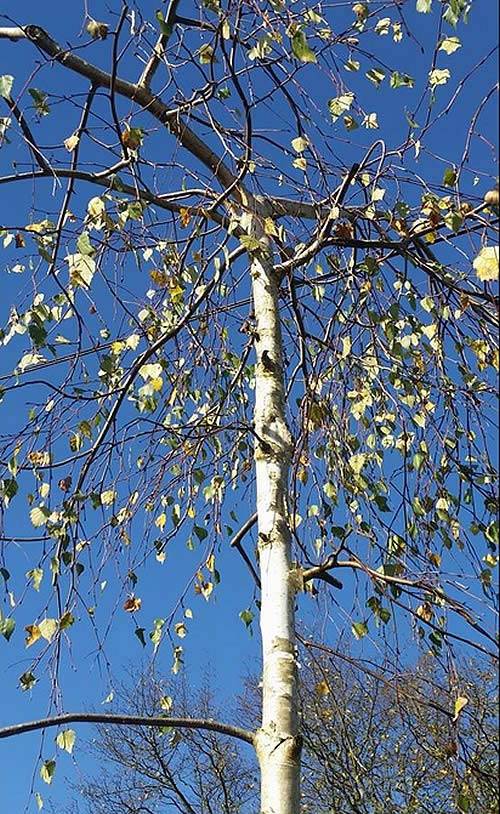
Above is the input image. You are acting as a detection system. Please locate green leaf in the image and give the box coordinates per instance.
[416,0,432,11]
[194,524,208,541]
[328,93,354,122]
[390,72,415,89]
[20,670,37,691]
[443,167,457,187]
[135,627,146,647]
[40,759,56,785]
[56,729,76,754]
[290,31,317,63]
[366,68,386,87]
[0,614,15,642]
[239,608,254,631]
[76,231,94,256]
[28,88,50,117]
[0,75,14,99]
[352,621,368,639]
[27,568,44,591]
[156,10,173,37]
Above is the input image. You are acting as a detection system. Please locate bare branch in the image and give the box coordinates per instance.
[0,713,254,745]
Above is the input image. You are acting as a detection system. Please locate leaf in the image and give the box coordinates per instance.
[38,618,58,642]
[100,489,116,506]
[30,506,50,527]
[352,621,368,639]
[239,234,265,252]
[315,680,330,696]
[159,694,173,711]
[291,31,317,63]
[123,595,142,612]
[86,19,109,39]
[362,113,379,129]
[366,68,386,87]
[28,88,50,117]
[443,167,457,187]
[416,0,432,11]
[390,72,414,89]
[67,253,96,289]
[199,45,216,64]
[0,614,15,641]
[0,75,14,99]
[122,127,144,150]
[40,760,56,785]
[59,611,74,630]
[291,136,309,152]
[174,622,187,638]
[328,93,354,122]
[155,9,174,35]
[135,627,146,647]
[439,36,461,54]
[56,729,76,754]
[63,133,79,153]
[87,196,105,220]
[20,671,37,691]
[453,695,469,721]
[429,68,450,87]
[473,246,498,281]
[35,792,43,810]
[76,231,94,256]
[239,608,254,629]
[27,568,44,591]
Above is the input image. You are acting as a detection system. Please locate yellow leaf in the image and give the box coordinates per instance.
[292,156,307,170]
[38,618,58,642]
[291,135,309,153]
[174,622,187,638]
[439,36,461,55]
[100,489,116,506]
[25,624,41,647]
[315,680,330,696]
[453,695,468,721]
[264,217,278,236]
[64,133,79,152]
[429,68,450,87]
[159,695,173,711]
[155,512,167,531]
[179,208,191,227]
[67,253,96,288]
[87,196,105,220]
[56,729,76,754]
[473,246,498,281]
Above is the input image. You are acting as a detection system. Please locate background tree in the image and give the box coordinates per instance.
[65,654,498,813]
[0,1,498,812]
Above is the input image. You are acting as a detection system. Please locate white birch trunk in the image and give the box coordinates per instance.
[249,216,300,814]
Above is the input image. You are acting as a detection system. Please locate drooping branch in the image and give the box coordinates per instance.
[0,712,254,745]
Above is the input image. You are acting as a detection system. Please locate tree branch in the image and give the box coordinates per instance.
[0,24,244,200]
[0,712,255,745]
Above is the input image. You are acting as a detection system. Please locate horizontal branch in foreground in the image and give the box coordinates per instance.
[0,712,255,745]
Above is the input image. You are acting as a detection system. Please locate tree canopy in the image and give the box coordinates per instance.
[0,1,498,811]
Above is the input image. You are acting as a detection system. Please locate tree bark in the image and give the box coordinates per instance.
[250,215,300,814]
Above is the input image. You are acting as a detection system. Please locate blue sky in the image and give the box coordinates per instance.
[0,1,498,811]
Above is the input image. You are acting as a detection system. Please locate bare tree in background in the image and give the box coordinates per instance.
[65,654,498,813]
